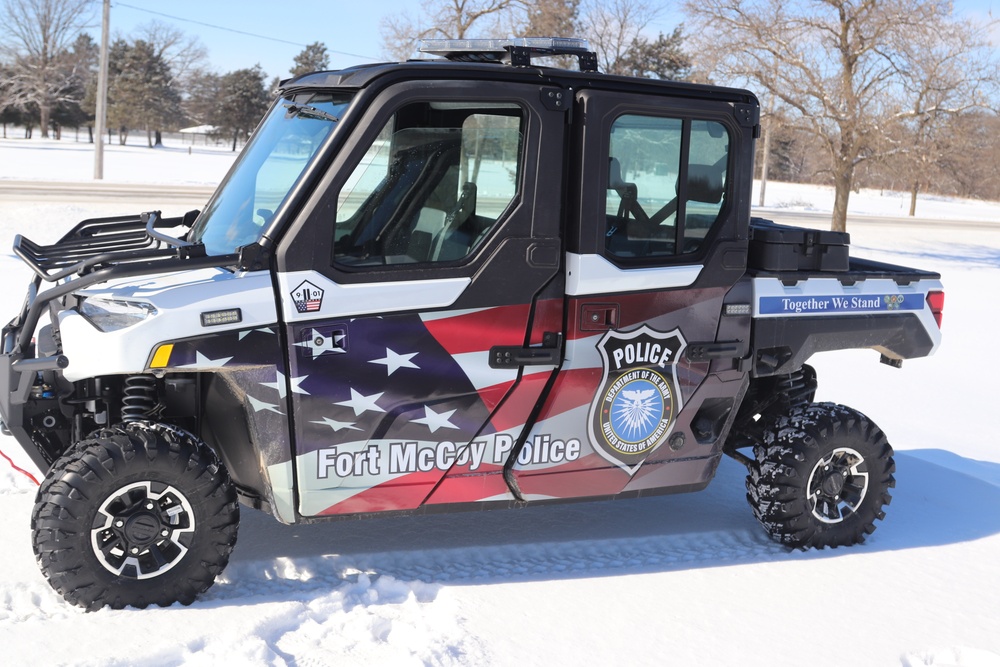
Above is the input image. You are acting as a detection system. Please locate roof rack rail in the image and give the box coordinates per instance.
[419,37,598,72]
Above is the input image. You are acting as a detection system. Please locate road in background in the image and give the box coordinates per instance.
[0,180,214,205]
[763,208,1000,231]
[3,180,999,230]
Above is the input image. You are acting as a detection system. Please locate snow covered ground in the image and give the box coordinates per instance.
[1,138,999,666]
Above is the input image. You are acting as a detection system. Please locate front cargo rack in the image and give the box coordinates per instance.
[13,211,201,282]
[4,210,242,359]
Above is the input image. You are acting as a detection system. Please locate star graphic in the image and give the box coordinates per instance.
[179,351,233,369]
[247,395,284,414]
[310,416,361,432]
[412,405,459,433]
[260,371,310,399]
[369,347,419,376]
[295,329,346,359]
[335,388,385,416]
[238,327,275,341]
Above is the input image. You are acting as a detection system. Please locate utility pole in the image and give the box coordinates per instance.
[93,0,110,180]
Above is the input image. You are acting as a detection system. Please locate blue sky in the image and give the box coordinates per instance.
[86,0,998,81]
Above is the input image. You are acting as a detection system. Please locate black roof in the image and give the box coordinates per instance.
[278,59,758,107]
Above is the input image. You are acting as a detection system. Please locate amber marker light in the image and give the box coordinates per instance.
[150,344,174,368]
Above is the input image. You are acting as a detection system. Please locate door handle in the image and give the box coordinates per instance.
[580,303,619,331]
[489,332,563,368]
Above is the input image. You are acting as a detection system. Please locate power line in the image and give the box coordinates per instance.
[114,2,377,59]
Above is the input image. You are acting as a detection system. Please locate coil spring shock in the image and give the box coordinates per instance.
[121,374,158,422]
[777,364,817,411]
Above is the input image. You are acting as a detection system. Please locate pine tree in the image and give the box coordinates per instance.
[106,39,184,146]
[616,28,690,80]
[213,65,271,151]
[291,42,330,77]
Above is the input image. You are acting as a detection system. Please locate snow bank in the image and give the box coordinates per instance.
[0,137,236,186]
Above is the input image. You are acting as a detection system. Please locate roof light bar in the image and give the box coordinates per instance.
[419,37,598,72]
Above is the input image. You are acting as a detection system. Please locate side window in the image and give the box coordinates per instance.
[333,101,523,267]
[605,114,729,261]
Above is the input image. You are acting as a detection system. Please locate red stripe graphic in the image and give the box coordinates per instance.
[423,304,531,356]
[426,463,509,504]
[317,469,443,515]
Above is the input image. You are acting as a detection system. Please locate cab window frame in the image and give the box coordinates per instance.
[329,98,527,272]
[595,105,736,269]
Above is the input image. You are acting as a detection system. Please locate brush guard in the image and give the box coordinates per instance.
[0,210,243,472]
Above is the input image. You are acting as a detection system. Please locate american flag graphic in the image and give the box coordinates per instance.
[150,286,727,519]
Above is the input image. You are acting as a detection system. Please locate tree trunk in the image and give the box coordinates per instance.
[39,106,50,138]
[147,128,153,148]
[232,130,238,152]
[154,130,163,146]
[909,182,919,217]
[87,125,93,143]
[831,168,853,233]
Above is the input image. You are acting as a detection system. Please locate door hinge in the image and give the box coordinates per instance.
[734,102,759,128]
[490,332,563,368]
[540,87,571,112]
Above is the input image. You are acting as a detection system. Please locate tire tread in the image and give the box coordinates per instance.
[745,402,895,549]
[31,422,239,610]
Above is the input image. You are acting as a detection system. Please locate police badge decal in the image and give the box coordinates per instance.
[588,325,686,474]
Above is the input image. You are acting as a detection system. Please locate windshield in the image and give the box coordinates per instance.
[188,92,353,255]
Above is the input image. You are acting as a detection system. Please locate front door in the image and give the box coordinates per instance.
[274,81,567,517]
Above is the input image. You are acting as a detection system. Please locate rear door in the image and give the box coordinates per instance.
[509,88,756,500]
[273,80,567,517]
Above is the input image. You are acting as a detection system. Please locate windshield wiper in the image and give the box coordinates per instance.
[283,103,339,122]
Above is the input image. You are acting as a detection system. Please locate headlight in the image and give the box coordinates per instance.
[79,298,158,332]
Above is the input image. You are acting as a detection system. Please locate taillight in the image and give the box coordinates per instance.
[926,290,945,328]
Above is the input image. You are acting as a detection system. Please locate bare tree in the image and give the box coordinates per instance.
[135,20,208,85]
[685,0,996,232]
[0,0,93,138]
[380,0,518,61]
[0,66,21,138]
[888,16,998,215]
[937,113,1000,201]
[582,0,658,74]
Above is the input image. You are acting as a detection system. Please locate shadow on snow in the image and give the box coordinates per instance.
[202,450,1000,607]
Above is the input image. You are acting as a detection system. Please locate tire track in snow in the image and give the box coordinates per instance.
[210,526,788,603]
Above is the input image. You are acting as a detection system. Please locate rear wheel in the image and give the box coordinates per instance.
[31,422,239,610]
[746,403,895,548]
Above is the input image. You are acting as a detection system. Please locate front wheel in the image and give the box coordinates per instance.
[31,422,239,610]
[745,403,895,548]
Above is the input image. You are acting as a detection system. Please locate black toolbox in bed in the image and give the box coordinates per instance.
[748,217,850,272]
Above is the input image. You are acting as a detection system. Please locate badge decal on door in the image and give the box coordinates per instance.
[588,325,686,474]
[291,280,325,313]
